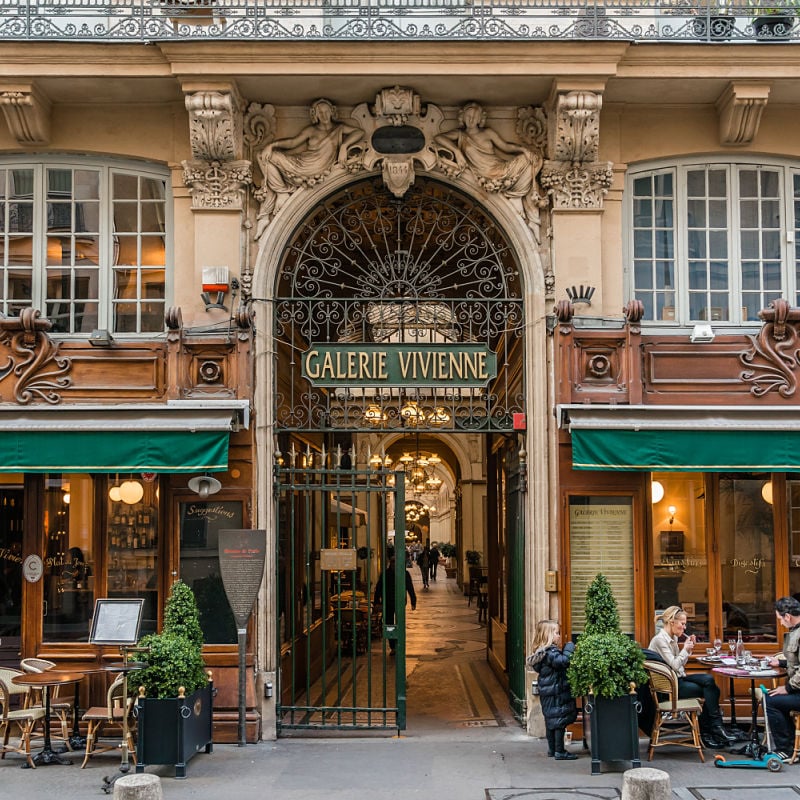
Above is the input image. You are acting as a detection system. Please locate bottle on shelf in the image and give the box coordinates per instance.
[735,629,744,666]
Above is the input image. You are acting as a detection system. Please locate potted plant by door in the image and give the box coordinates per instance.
[135,580,214,779]
[567,573,647,775]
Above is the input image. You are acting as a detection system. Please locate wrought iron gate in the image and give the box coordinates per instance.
[275,450,407,732]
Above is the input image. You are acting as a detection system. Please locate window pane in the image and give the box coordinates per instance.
[634,230,652,258]
[7,269,32,299]
[8,203,33,234]
[113,173,138,200]
[73,301,98,333]
[741,230,759,260]
[114,268,138,300]
[107,475,160,638]
[654,173,673,196]
[141,235,165,267]
[739,169,758,197]
[635,262,653,290]
[655,199,673,228]
[740,200,759,229]
[74,170,99,201]
[688,198,706,227]
[113,201,138,234]
[634,198,652,226]
[47,169,71,198]
[719,475,776,643]
[764,261,782,291]
[43,474,95,643]
[7,236,32,265]
[179,501,240,644]
[140,302,165,332]
[656,261,675,290]
[113,302,138,333]
[741,261,760,290]
[788,480,800,594]
[708,200,727,228]
[708,168,727,197]
[708,230,728,258]
[115,236,138,265]
[762,230,781,260]
[687,169,706,196]
[141,203,165,233]
[710,262,729,290]
[688,262,707,289]
[142,269,165,299]
[655,230,673,258]
[651,472,708,642]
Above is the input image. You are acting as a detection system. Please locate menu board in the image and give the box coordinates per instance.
[89,598,145,645]
[569,496,634,636]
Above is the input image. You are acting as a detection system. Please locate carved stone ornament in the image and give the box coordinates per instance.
[251,88,549,247]
[349,87,444,199]
[549,90,602,164]
[185,89,245,162]
[0,83,51,146]
[716,82,771,147]
[539,160,613,210]
[740,298,800,397]
[0,308,72,404]
[182,159,252,211]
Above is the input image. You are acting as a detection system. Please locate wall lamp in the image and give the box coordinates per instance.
[690,324,715,343]
[188,474,222,499]
[89,328,114,347]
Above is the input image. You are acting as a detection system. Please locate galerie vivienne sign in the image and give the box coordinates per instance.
[302,344,497,388]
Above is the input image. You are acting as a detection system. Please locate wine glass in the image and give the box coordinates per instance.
[728,638,736,658]
[713,638,723,657]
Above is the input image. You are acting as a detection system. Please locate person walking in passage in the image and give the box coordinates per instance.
[373,553,416,654]
[527,619,578,760]
[765,596,800,759]
[417,544,431,589]
[648,605,735,749]
[429,543,441,583]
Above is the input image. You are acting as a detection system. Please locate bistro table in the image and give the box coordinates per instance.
[712,664,784,758]
[11,671,85,767]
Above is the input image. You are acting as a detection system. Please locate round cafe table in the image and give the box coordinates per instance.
[11,670,85,767]
[712,664,784,758]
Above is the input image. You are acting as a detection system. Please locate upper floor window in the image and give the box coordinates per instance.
[627,160,800,326]
[0,159,170,335]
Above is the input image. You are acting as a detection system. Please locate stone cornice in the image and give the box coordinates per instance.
[0,82,51,146]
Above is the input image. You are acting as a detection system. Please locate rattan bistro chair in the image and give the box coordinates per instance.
[0,668,46,769]
[80,673,136,769]
[644,660,705,763]
[19,657,72,747]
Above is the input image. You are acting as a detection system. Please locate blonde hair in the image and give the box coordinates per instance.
[531,619,561,652]
[656,606,686,627]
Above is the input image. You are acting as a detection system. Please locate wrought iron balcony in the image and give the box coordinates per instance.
[0,0,798,42]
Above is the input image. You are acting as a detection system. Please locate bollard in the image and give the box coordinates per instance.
[621,767,671,800]
[112,773,164,800]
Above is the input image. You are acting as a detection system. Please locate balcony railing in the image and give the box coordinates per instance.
[0,0,798,42]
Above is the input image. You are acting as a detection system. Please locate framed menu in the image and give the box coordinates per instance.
[89,598,145,645]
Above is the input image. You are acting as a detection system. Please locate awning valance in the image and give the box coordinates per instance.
[0,400,249,473]
[560,404,800,471]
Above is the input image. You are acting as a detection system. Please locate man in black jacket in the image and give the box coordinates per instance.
[373,555,416,653]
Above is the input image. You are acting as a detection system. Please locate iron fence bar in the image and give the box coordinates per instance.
[394,469,407,732]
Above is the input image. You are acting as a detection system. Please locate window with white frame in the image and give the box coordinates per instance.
[0,159,169,335]
[627,160,800,325]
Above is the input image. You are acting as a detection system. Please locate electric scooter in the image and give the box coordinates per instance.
[714,684,784,772]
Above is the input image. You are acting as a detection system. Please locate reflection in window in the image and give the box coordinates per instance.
[719,474,776,643]
[107,474,160,637]
[43,474,95,642]
[651,472,708,641]
[179,500,239,645]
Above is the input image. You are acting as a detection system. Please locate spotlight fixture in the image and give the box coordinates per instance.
[88,328,114,347]
[690,324,715,343]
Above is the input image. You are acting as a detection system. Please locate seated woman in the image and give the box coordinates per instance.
[648,605,735,749]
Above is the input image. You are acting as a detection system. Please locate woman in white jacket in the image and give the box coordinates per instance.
[648,605,734,749]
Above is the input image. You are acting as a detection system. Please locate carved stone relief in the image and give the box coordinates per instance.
[247,87,550,252]
[0,308,72,404]
[541,90,613,211]
[182,87,253,211]
[0,83,51,146]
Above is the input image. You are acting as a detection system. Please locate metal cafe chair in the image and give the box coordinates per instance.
[0,668,46,769]
[644,660,705,763]
[19,657,72,748]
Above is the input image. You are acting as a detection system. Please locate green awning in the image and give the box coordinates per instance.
[561,404,800,471]
[0,401,248,473]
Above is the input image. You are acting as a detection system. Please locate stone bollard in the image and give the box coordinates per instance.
[112,773,164,800]
[621,767,671,800]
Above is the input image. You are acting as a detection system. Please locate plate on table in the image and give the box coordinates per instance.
[747,669,779,677]
[699,655,722,663]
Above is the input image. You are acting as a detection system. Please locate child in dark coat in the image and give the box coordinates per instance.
[526,619,578,760]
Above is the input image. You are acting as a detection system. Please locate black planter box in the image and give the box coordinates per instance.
[585,693,641,775]
[135,682,214,778]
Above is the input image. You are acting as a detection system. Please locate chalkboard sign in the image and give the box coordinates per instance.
[89,598,145,645]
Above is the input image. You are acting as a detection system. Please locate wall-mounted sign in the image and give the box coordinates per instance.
[22,554,43,583]
[218,529,267,630]
[320,548,358,571]
[302,344,496,388]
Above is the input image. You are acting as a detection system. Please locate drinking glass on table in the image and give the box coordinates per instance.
[728,639,736,657]
[713,638,723,656]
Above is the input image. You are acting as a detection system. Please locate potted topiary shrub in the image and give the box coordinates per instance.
[134,580,214,779]
[439,543,457,578]
[567,573,647,775]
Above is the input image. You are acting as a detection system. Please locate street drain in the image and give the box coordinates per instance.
[463,719,499,727]
[688,788,800,800]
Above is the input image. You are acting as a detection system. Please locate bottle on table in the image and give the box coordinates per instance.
[735,629,744,666]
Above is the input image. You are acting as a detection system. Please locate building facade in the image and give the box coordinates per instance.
[2,0,800,740]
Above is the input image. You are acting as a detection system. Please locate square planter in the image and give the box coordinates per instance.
[584,693,641,775]
[135,682,214,778]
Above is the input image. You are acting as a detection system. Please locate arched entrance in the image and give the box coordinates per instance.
[269,175,529,732]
